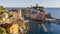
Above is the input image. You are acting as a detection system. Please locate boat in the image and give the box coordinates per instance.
[42,24,48,32]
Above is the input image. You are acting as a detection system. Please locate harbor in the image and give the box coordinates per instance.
[27,20,60,34]
[0,4,60,34]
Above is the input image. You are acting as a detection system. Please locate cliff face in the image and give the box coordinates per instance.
[55,19,60,24]
[45,13,53,19]
[45,13,60,24]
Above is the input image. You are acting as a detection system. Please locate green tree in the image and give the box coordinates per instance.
[0,6,8,14]
[0,27,6,34]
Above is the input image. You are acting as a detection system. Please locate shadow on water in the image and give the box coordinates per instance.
[26,20,60,34]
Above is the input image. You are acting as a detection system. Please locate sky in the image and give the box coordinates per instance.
[0,0,60,7]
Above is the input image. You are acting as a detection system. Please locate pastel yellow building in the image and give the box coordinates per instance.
[7,24,18,34]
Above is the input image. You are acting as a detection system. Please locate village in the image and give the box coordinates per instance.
[0,4,60,34]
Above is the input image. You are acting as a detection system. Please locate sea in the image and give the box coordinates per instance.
[5,8,60,34]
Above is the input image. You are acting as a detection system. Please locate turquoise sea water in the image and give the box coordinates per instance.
[27,21,60,34]
[6,8,60,34]
[45,8,60,19]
